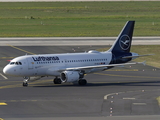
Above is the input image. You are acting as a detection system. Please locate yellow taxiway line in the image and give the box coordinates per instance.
[7,44,35,55]
[157,96,160,106]
[0,57,14,59]
[0,103,7,105]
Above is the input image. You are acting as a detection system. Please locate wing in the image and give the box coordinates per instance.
[58,62,144,72]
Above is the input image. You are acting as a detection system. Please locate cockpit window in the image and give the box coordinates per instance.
[10,62,22,65]
[10,62,15,65]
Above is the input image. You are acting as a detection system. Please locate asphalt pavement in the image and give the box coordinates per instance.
[0,45,160,120]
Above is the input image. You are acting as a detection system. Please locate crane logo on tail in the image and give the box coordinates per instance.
[119,35,131,50]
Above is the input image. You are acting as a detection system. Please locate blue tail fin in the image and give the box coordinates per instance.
[108,21,135,53]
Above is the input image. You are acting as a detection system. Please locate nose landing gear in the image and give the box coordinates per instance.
[22,76,29,87]
[23,81,28,87]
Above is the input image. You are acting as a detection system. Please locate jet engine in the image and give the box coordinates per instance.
[60,71,84,83]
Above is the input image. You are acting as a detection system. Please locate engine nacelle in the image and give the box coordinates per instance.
[23,76,42,82]
[60,71,83,83]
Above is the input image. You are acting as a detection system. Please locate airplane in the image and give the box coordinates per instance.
[3,21,148,87]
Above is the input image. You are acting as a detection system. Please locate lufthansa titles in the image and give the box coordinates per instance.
[32,56,59,62]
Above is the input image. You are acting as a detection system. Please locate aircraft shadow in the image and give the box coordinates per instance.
[32,80,160,87]
[88,80,160,87]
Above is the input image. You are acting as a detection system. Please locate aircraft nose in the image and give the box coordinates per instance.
[3,66,9,75]
[3,65,13,75]
[3,65,21,76]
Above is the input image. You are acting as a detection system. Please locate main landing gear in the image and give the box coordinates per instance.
[78,79,87,85]
[53,77,62,84]
[53,77,87,86]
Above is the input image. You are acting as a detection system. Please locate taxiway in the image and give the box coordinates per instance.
[0,45,160,120]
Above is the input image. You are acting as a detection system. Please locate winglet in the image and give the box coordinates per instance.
[137,61,146,66]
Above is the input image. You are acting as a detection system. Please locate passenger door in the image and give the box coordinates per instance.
[27,57,34,69]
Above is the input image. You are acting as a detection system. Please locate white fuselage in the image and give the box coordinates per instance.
[3,50,112,77]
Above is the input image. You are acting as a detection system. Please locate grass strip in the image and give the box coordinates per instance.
[0,1,160,37]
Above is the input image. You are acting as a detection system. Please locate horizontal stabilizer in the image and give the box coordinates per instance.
[122,54,154,59]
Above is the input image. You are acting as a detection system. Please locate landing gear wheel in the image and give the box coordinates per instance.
[23,76,30,87]
[23,82,28,87]
[78,79,87,86]
[54,78,62,84]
